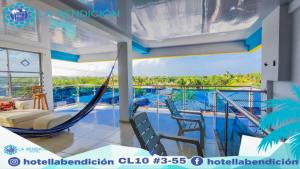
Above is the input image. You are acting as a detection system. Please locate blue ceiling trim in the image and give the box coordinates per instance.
[93,0,118,11]
[51,50,80,62]
[132,41,150,55]
[244,28,262,51]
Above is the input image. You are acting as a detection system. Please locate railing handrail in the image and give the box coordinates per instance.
[52,84,266,93]
[53,84,254,87]
[216,90,270,135]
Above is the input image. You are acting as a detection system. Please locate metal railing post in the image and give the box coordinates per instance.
[133,87,135,100]
[76,85,80,103]
[225,101,229,156]
[112,86,115,107]
[249,88,254,113]
[214,91,217,112]
[182,86,186,110]
[156,85,160,132]
[61,86,64,103]
[156,85,159,113]
[112,75,115,107]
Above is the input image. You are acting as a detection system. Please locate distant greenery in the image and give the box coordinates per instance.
[53,72,261,88]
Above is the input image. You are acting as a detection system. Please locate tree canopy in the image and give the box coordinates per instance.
[53,72,261,88]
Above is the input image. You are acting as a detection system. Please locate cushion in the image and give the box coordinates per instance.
[33,114,72,129]
[0,110,51,124]
[0,101,15,111]
[14,100,33,110]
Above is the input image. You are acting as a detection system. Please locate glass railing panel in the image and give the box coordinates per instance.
[134,87,157,108]
[133,86,184,110]
[53,87,63,105]
[99,87,117,104]
[169,88,184,110]
[157,87,175,109]
[215,90,265,156]
[221,90,264,117]
[227,115,264,156]
[53,86,77,107]
[53,86,266,122]
[223,90,249,106]
[215,94,236,155]
[111,87,119,105]
[253,91,264,115]
[79,86,95,103]
[185,88,214,111]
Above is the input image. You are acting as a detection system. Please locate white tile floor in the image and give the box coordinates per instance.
[28,105,220,158]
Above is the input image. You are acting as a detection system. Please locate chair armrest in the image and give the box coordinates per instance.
[172,116,201,123]
[180,110,203,115]
[159,133,203,156]
[177,111,206,128]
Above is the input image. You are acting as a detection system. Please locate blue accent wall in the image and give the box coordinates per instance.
[244,28,262,51]
[51,50,80,62]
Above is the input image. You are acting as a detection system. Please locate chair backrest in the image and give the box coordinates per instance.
[32,86,43,94]
[130,112,167,156]
[165,98,186,128]
[129,102,139,118]
[165,99,184,117]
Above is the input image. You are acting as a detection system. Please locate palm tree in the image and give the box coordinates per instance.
[176,78,188,87]
[258,84,300,159]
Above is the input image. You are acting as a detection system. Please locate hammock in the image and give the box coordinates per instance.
[5,57,118,137]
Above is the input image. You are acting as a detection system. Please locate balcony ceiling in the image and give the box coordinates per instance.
[49,15,117,55]
[1,0,288,60]
[74,0,274,48]
[132,0,259,41]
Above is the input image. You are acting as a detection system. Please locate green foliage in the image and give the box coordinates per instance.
[53,72,261,87]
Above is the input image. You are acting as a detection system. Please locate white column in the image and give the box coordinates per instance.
[118,42,133,122]
[42,52,54,110]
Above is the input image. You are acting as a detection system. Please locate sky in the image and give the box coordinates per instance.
[52,49,261,77]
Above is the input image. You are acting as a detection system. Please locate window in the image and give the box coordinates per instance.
[0,48,42,99]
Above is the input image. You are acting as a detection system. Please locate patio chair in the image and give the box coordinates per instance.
[130,112,203,156]
[165,98,206,150]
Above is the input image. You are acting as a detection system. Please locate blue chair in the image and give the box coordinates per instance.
[130,112,203,156]
[165,98,206,150]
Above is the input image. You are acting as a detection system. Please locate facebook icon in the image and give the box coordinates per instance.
[191,156,203,166]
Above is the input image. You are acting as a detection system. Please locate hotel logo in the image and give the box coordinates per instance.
[4,145,18,155]
[2,2,36,28]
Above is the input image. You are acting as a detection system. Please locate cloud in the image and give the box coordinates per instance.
[52,60,115,77]
[52,49,261,77]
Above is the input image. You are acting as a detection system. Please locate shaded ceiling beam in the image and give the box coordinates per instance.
[133,41,247,59]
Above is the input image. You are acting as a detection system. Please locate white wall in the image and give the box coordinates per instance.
[0,0,54,110]
[262,0,300,99]
[262,4,292,89]
[263,0,300,99]
[291,5,300,85]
